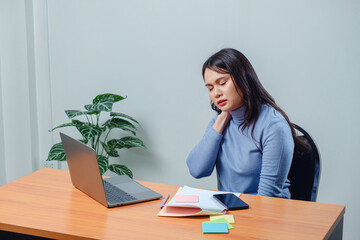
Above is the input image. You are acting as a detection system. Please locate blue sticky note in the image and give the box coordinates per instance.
[202,222,229,234]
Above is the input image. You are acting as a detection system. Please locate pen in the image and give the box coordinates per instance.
[160,193,170,208]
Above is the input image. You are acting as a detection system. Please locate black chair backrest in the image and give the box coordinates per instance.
[288,124,320,201]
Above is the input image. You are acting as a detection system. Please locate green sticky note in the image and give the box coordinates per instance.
[205,218,234,229]
[210,214,235,223]
[202,222,228,234]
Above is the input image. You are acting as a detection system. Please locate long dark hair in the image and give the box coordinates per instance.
[202,48,307,151]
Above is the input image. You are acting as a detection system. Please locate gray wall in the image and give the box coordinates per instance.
[0,0,359,239]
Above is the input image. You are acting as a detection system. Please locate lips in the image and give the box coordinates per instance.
[217,100,227,106]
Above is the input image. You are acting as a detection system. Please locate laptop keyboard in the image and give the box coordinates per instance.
[103,180,137,204]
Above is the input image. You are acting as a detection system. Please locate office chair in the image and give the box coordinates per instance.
[288,124,321,201]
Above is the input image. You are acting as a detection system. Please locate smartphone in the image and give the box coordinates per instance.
[213,193,249,210]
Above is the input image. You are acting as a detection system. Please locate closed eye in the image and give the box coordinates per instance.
[205,84,213,91]
[220,80,227,85]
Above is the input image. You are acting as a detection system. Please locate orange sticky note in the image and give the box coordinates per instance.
[175,195,199,203]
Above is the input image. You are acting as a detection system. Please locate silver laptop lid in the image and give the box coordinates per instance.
[60,132,108,207]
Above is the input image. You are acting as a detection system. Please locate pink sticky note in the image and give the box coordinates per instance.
[175,195,199,203]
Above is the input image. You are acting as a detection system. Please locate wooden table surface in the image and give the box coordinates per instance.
[0,168,345,240]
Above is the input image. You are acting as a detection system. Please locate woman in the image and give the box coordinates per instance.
[186,48,299,198]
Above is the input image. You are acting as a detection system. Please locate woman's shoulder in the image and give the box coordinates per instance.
[259,104,287,122]
[257,104,290,133]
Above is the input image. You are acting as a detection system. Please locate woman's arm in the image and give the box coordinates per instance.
[186,112,231,178]
[257,120,294,198]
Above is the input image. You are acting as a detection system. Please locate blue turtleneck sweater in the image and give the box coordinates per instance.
[186,104,294,198]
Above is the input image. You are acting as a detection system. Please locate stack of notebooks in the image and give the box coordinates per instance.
[202,215,236,234]
[157,185,240,217]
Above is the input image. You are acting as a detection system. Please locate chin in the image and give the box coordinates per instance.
[219,106,231,112]
[227,107,241,112]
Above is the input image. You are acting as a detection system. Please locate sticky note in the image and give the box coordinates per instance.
[175,195,199,203]
[210,214,235,223]
[205,219,234,229]
[202,222,228,234]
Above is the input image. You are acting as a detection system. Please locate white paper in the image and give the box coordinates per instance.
[165,185,241,212]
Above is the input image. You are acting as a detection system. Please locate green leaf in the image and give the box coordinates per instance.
[101,141,119,157]
[104,118,137,135]
[65,110,84,119]
[109,164,133,178]
[84,103,111,112]
[110,112,139,124]
[93,93,126,104]
[74,123,103,141]
[72,119,84,127]
[85,95,115,112]
[49,123,74,132]
[46,142,66,161]
[85,111,99,115]
[65,110,98,118]
[108,136,146,149]
[79,139,89,144]
[97,155,109,175]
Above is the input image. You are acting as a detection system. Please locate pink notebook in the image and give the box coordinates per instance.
[175,195,199,203]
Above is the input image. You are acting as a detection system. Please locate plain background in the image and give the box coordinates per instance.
[0,0,359,239]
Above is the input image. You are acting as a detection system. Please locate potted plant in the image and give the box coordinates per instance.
[46,93,145,178]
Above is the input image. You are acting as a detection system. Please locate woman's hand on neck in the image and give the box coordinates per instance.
[212,111,232,135]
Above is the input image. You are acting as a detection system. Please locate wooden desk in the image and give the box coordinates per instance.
[0,168,345,240]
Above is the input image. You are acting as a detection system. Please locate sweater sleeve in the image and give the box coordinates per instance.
[257,119,294,198]
[186,119,223,178]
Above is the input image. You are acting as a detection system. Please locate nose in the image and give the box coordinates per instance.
[214,86,222,98]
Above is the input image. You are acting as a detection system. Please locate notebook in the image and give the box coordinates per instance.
[60,132,162,208]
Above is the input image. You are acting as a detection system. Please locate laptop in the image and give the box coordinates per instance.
[60,132,162,208]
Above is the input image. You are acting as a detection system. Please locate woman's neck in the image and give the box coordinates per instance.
[229,105,246,123]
